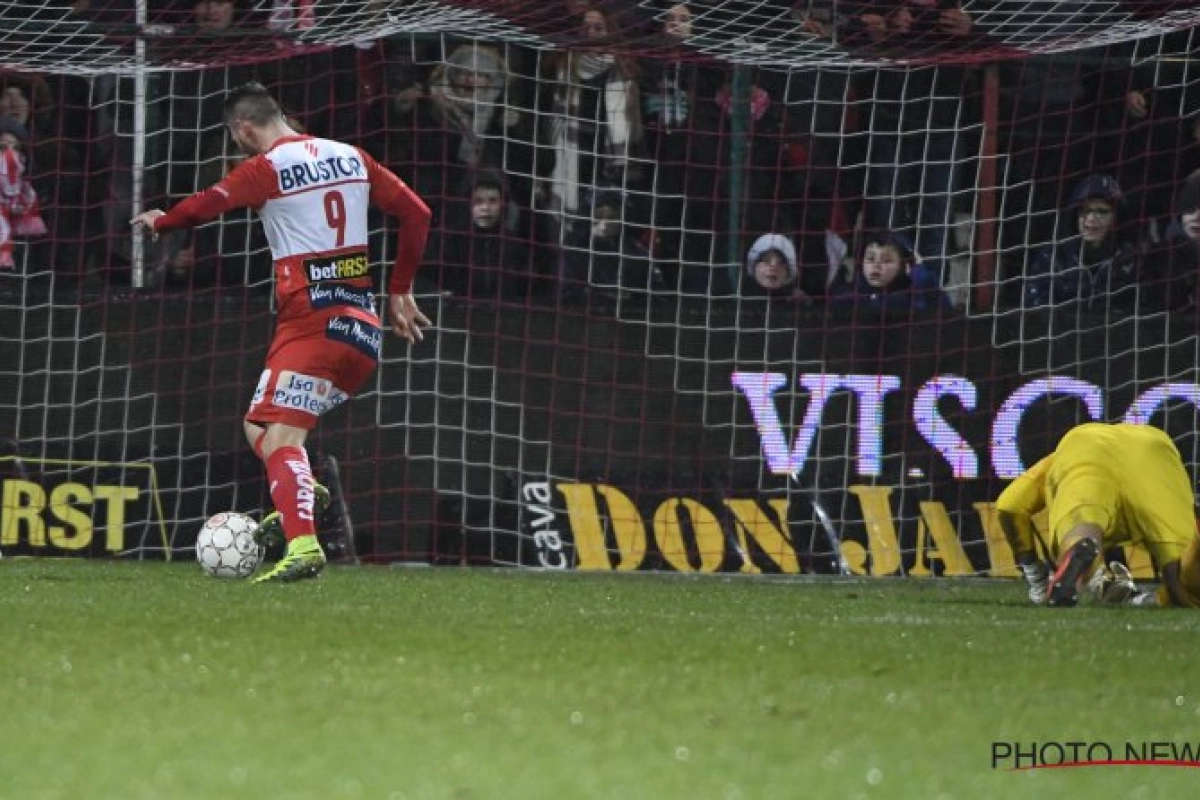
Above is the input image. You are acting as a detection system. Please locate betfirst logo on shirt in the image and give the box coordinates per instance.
[271,370,348,417]
[303,252,372,283]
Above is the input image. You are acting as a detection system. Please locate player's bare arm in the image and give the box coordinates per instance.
[387,293,431,344]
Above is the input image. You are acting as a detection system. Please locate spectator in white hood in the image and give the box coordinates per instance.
[742,233,810,302]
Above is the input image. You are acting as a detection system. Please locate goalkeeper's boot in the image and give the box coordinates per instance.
[252,534,326,584]
[252,483,331,549]
[1046,538,1100,608]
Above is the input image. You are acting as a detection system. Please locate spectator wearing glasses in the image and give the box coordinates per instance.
[1022,173,1144,316]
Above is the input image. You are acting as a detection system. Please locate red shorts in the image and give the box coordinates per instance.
[246,316,381,430]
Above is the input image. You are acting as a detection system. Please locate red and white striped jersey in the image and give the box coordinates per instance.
[154,134,430,327]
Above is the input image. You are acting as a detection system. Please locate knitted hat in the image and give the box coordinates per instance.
[745,233,798,281]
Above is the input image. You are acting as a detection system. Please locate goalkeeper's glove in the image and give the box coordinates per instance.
[1082,561,1139,605]
[1018,560,1050,605]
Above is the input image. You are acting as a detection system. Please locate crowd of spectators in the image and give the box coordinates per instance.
[1,0,1198,323]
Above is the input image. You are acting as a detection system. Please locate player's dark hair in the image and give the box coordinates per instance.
[225,82,283,127]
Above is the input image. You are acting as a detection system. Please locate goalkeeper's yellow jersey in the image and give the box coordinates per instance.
[995,423,1196,568]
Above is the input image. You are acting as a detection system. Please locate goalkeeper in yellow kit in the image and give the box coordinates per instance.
[996,422,1200,607]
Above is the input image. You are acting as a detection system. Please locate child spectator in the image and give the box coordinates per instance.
[829,229,952,317]
[433,169,534,301]
[0,76,86,275]
[1022,173,1145,315]
[0,117,48,269]
[741,233,811,303]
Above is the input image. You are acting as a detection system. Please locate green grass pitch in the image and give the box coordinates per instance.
[1,560,1198,799]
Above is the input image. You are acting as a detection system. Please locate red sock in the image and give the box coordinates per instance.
[265,445,318,542]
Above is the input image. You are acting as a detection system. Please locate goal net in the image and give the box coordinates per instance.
[2,1,1200,577]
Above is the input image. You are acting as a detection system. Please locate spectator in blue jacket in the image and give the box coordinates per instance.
[1022,173,1144,316]
[829,229,952,317]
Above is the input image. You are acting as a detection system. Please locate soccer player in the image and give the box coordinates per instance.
[131,82,432,583]
[995,422,1200,608]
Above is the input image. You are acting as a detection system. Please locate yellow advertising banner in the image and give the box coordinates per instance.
[0,456,169,557]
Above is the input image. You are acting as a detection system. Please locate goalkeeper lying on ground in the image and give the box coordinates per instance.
[995,422,1200,607]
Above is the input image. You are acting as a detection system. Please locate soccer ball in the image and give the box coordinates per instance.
[196,512,263,579]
